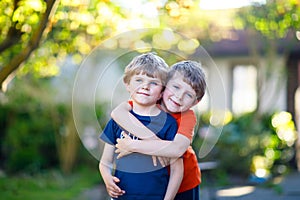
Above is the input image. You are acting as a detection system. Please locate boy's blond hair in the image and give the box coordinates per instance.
[123,52,169,86]
[168,60,206,101]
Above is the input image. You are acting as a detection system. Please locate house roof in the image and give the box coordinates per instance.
[202,30,300,57]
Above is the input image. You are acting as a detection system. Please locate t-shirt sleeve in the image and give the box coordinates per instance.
[165,115,178,141]
[99,119,118,145]
[177,110,197,141]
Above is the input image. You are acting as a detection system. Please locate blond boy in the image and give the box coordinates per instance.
[99,53,183,200]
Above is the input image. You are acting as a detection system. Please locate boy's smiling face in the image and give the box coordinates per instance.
[126,73,163,107]
[163,72,198,113]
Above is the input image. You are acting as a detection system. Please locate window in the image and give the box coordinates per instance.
[232,65,257,114]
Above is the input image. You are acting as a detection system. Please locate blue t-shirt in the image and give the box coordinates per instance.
[100,110,178,200]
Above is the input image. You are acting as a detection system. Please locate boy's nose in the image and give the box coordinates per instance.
[175,91,184,100]
[141,83,150,90]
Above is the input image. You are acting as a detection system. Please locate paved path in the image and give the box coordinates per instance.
[75,172,300,200]
[74,184,110,200]
[202,172,300,200]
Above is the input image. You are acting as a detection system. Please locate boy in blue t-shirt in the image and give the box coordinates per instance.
[99,53,183,200]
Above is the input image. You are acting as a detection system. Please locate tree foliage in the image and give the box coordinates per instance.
[0,0,199,173]
[0,0,131,91]
[0,0,199,91]
[236,0,300,39]
[0,0,129,90]
[0,0,58,90]
[1,0,300,92]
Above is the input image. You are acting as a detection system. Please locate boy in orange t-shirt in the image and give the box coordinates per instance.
[112,60,206,200]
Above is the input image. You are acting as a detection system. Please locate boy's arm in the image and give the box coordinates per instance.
[111,102,159,140]
[164,158,183,200]
[112,102,192,157]
[116,133,190,158]
[99,143,125,198]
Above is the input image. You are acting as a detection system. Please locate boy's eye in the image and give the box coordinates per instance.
[185,92,196,100]
[150,81,158,86]
[186,93,193,98]
[173,85,179,89]
[135,79,142,82]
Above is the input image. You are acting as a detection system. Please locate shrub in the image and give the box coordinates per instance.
[193,111,297,178]
[1,100,61,173]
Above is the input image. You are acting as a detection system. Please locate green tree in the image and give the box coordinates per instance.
[0,0,57,91]
[0,0,198,92]
[0,0,130,91]
[236,0,300,39]
[0,0,197,173]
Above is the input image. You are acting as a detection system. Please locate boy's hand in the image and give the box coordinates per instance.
[105,176,125,198]
[115,147,132,159]
[116,132,133,158]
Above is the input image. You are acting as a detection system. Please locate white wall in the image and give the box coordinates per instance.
[205,55,287,115]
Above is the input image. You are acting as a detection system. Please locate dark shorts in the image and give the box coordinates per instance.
[174,185,200,200]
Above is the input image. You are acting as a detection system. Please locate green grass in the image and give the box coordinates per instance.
[0,167,102,200]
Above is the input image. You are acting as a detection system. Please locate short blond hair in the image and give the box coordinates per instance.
[123,52,169,86]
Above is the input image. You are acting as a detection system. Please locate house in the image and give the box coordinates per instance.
[198,29,300,119]
[197,29,300,170]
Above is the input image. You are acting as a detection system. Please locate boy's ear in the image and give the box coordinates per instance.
[192,99,200,107]
[125,83,131,92]
[158,91,163,100]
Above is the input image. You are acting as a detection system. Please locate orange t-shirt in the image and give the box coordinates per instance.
[171,110,201,193]
[127,101,201,192]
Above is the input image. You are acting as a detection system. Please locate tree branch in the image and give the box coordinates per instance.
[0,0,22,53]
[0,26,22,53]
[0,0,59,91]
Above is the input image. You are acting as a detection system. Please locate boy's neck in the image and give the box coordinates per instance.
[159,102,168,113]
[131,102,161,116]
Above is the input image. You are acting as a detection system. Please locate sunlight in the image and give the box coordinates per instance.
[199,0,266,10]
[216,186,255,197]
[251,155,272,180]
[112,0,160,18]
[296,31,300,40]
[209,110,232,126]
[177,38,199,53]
[272,111,297,146]
[26,0,45,12]
[111,0,267,13]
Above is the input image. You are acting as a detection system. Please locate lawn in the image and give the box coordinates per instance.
[0,167,102,200]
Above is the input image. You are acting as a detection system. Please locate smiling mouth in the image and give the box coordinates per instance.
[137,92,150,96]
[170,98,181,107]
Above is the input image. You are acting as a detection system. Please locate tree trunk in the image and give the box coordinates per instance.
[0,0,59,91]
[60,115,79,174]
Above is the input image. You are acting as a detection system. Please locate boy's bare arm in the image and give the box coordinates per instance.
[99,144,125,198]
[164,158,183,200]
[111,102,159,140]
[112,101,191,157]
[116,133,190,158]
